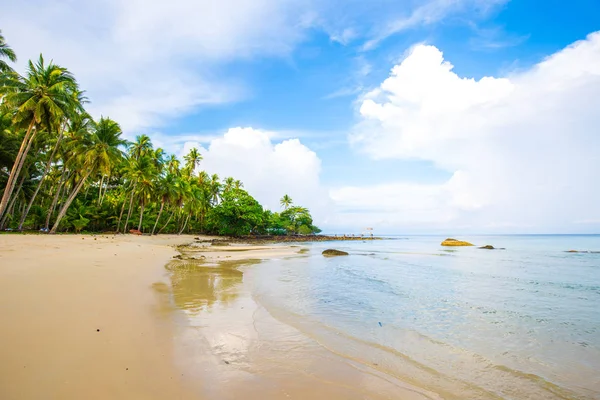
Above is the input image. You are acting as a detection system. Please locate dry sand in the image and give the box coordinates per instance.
[0,234,437,400]
[0,234,200,400]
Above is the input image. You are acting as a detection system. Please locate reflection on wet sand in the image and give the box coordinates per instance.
[161,258,441,400]
[166,259,259,314]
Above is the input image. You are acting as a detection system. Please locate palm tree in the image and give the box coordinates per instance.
[121,155,155,233]
[151,173,177,235]
[0,55,79,221]
[135,166,155,232]
[0,30,17,73]
[223,177,235,192]
[50,117,125,233]
[18,100,88,230]
[209,173,221,204]
[129,134,152,160]
[183,147,202,177]
[280,194,293,210]
[166,154,180,176]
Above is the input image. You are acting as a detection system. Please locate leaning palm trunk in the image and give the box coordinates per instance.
[137,202,145,232]
[49,171,91,234]
[0,121,36,220]
[19,133,66,230]
[97,175,104,205]
[178,214,190,235]
[158,209,175,234]
[122,184,136,233]
[44,168,69,230]
[151,201,165,235]
[0,172,27,229]
[19,125,66,230]
[116,195,127,232]
[98,173,111,206]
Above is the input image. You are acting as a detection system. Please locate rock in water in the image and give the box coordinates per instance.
[441,238,474,247]
[322,249,349,256]
[479,245,495,249]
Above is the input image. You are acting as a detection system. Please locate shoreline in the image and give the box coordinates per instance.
[165,241,440,400]
[0,233,437,400]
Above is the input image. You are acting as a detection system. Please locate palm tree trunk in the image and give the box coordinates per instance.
[158,209,175,234]
[0,122,37,220]
[19,126,66,230]
[151,200,164,235]
[0,120,36,220]
[0,172,27,230]
[116,194,126,232]
[97,175,104,205]
[49,171,91,234]
[178,214,190,235]
[123,183,137,233]
[99,173,111,206]
[44,169,68,231]
[137,202,145,232]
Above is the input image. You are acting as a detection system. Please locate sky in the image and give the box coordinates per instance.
[1,0,599,234]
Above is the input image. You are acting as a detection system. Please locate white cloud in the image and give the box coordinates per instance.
[345,32,600,232]
[180,127,331,218]
[0,0,503,137]
[361,0,507,50]
[0,0,307,133]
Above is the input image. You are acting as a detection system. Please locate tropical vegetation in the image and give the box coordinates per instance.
[0,30,321,236]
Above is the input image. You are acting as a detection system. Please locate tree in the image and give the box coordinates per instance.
[0,43,322,235]
[0,30,17,73]
[208,188,264,236]
[0,55,79,221]
[50,117,125,233]
[183,147,202,177]
[18,95,88,230]
[280,205,320,235]
[280,194,293,210]
[151,173,177,235]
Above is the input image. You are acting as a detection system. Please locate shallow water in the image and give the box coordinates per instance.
[249,235,600,399]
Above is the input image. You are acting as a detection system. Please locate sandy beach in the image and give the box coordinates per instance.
[0,234,438,400]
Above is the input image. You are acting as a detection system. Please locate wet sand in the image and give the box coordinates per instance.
[0,234,438,400]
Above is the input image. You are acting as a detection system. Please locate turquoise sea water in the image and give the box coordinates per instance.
[250,235,600,399]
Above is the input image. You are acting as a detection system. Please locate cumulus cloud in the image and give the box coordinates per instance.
[180,128,331,219]
[0,0,505,135]
[345,32,600,232]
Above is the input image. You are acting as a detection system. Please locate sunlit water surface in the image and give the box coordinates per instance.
[248,235,600,399]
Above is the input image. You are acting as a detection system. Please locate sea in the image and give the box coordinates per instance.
[248,235,600,399]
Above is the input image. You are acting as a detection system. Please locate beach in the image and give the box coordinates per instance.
[0,234,436,400]
[3,234,597,399]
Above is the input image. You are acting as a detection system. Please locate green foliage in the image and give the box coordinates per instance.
[71,216,90,233]
[208,188,264,236]
[0,42,321,235]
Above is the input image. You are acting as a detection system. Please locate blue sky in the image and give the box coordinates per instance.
[2,0,600,233]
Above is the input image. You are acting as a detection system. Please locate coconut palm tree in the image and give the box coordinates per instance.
[121,155,155,233]
[183,147,202,177]
[209,173,221,204]
[280,194,293,210]
[152,173,177,235]
[19,100,88,230]
[50,117,125,233]
[129,134,152,160]
[0,55,79,221]
[0,30,17,73]
[166,154,180,176]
